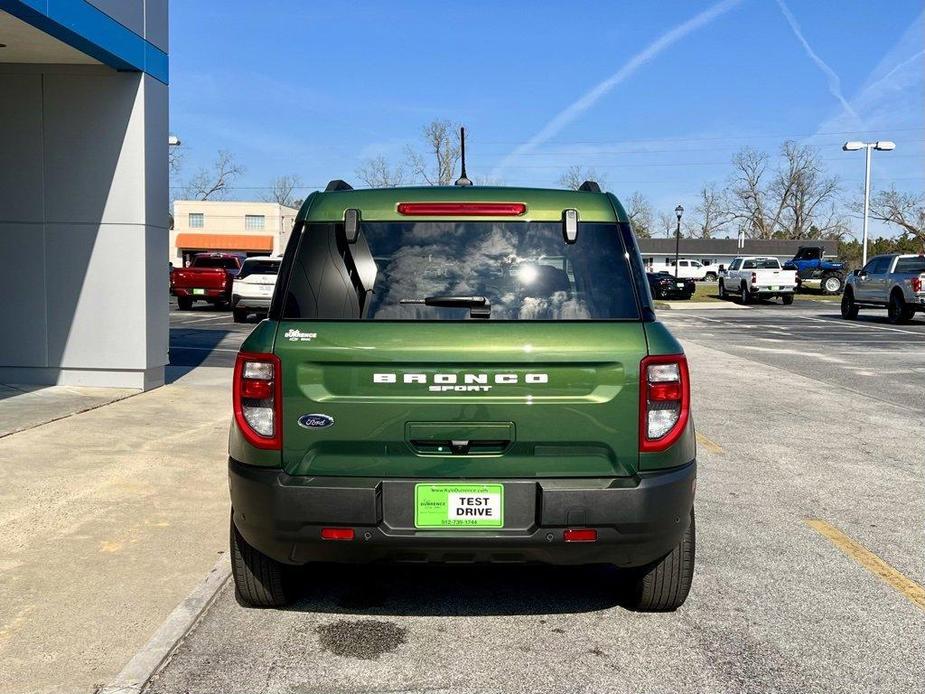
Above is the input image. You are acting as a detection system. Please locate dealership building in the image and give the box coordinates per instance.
[171,200,297,266]
[0,1,168,389]
[638,238,838,272]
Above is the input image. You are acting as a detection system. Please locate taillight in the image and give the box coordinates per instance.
[396,202,526,216]
[321,527,355,541]
[639,355,690,453]
[751,272,757,284]
[233,352,281,450]
[564,528,597,543]
[913,277,922,293]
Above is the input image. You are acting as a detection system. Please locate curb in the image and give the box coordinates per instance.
[96,553,231,694]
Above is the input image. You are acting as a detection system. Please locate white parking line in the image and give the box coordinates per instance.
[798,315,925,336]
[172,315,229,325]
[737,345,847,363]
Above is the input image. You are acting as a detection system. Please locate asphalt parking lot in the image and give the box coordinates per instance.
[150,300,925,694]
[661,301,925,413]
[169,300,256,369]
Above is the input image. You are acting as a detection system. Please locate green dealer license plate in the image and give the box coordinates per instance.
[192,288,206,295]
[414,483,504,529]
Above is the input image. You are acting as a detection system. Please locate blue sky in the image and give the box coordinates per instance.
[169,0,924,237]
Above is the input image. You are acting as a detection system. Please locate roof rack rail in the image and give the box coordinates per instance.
[324,179,354,192]
[578,180,601,193]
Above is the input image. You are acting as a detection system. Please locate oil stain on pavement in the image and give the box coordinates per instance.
[315,619,408,660]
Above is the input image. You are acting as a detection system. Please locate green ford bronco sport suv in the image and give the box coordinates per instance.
[229,180,696,611]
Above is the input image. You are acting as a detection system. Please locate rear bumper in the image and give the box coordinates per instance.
[232,294,271,309]
[656,288,693,298]
[172,287,227,299]
[229,458,696,567]
[752,285,795,294]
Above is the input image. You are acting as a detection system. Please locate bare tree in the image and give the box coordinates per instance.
[625,191,653,238]
[727,147,789,239]
[356,155,408,188]
[686,184,731,239]
[558,165,608,191]
[727,141,849,240]
[777,141,844,239]
[183,150,245,201]
[860,187,925,243]
[260,174,303,207]
[168,147,183,176]
[407,120,462,186]
[658,211,677,238]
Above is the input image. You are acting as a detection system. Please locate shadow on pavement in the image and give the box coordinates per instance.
[0,383,45,402]
[277,562,631,617]
[168,327,233,370]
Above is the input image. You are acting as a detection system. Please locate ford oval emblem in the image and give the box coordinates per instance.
[298,413,335,429]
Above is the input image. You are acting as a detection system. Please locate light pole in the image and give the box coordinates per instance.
[674,204,684,278]
[843,140,895,266]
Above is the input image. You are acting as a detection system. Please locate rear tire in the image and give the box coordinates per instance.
[704,272,718,282]
[177,296,193,311]
[230,512,293,608]
[739,284,751,305]
[822,273,844,295]
[625,509,695,612]
[888,291,914,325]
[781,294,794,305]
[841,290,859,319]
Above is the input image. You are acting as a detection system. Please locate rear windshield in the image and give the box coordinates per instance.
[282,221,640,320]
[894,257,925,274]
[239,260,280,278]
[194,256,239,269]
[742,258,781,269]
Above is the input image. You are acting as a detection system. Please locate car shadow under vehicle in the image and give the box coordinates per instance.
[269,562,638,617]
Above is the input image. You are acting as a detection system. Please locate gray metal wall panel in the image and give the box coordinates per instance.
[0,74,45,223]
[85,0,145,36]
[43,72,146,225]
[144,0,168,53]
[0,223,47,367]
[45,222,149,369]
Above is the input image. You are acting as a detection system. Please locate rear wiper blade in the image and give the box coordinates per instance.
[400,295,491,318]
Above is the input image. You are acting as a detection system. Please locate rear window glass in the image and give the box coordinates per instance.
[742,258,780,269]
[194,256,239,269]
[894,257,925,274]
[239,260,280,278]
[282,221,639,320]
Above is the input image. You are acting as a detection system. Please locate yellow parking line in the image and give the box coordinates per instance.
[696,432,723,454]
[806,519,925,611]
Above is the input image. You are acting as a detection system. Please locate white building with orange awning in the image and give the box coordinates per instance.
[170,200,298,266]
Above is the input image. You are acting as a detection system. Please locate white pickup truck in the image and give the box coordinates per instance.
[666,258,718,281]
[718,256,798,305]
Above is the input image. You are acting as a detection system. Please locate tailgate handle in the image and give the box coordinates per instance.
[409,439,510,455]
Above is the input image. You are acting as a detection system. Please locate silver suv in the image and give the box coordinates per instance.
[842,254,925,324]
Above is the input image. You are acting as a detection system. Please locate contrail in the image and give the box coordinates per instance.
[775,0,860,121]
[868,48,925,91]
[492,0,744,179]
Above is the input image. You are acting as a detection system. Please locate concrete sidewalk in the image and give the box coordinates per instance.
[0,384,137,438]
[0,367,232,694]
